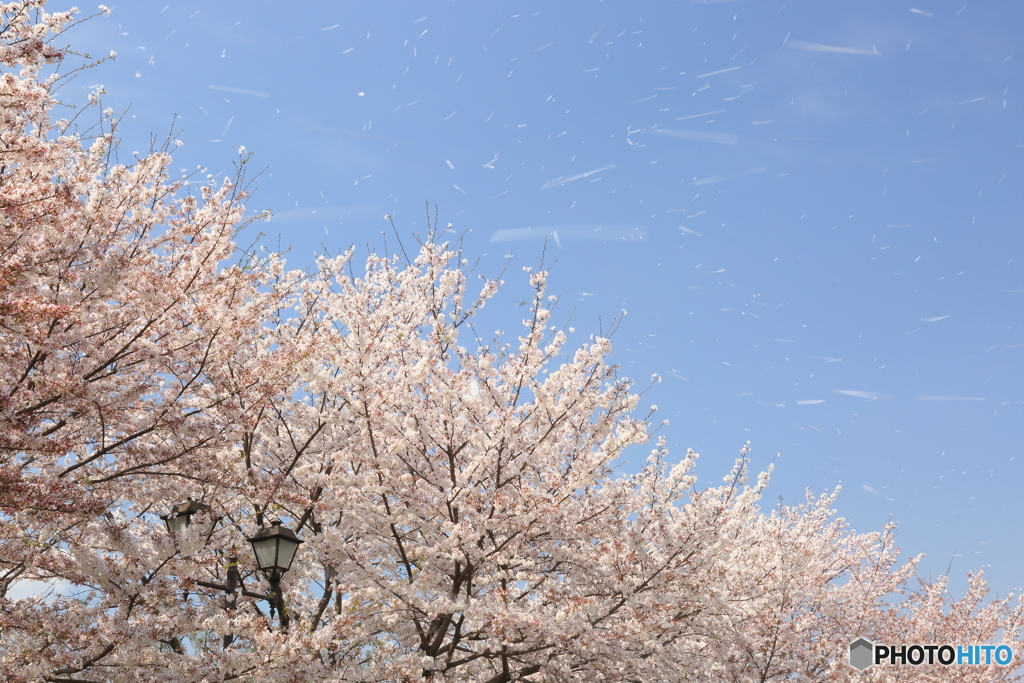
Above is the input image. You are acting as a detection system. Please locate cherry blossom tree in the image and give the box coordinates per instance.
[1,1,314,679]
[1,3,1021,682]
[683,488,1023,683]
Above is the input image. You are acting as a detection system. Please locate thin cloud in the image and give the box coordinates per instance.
[786,40,880,56]
[541,165,616,189]
[207,84,269,97]
[916,395,984,401]
[834,389,890,400]
[677,110,725,121]
[655,129,737,145]
[491,225,647,243]
[694,168,765,185]
[696,66,741,78]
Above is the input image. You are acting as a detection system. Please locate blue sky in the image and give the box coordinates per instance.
[62,0,1021,599]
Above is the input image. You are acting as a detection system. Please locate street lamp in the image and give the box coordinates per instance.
[247,519,304,574]
[247,520,304,630]
[164,502,305,632]
[161,498,211,534]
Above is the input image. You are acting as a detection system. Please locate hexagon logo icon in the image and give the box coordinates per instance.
[849,638,875,671]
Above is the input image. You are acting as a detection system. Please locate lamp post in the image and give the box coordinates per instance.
[164,502,304,632]
[246,520,304,630]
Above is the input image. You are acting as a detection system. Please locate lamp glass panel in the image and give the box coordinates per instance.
[277,539,300,570]
[169,516,189,535]
[252,538,278,570]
